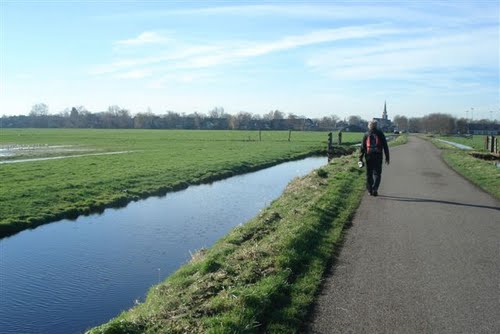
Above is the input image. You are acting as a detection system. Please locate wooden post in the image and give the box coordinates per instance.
[327,132,333,162]
[288,129,292,142]
[259,129,262,142]
[485,136,489,151]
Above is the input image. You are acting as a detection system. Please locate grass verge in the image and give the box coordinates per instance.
[390,134,408,147]
[87,153,366,334]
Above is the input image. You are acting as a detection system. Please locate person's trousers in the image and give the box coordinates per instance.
[366,154,383,192]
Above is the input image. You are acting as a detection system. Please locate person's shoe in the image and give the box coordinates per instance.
[372,190,378,197]
[368,189,373,196]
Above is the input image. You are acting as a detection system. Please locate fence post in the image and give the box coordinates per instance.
[327,132,333,162]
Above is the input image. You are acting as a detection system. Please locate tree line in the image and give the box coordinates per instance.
[392,113,497,134]
[1,104,355,131]
[1,104,496,133]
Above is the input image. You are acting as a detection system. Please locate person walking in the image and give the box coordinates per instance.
[359,120,390,196]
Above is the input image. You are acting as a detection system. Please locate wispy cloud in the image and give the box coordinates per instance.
[90,46,218,75]
[232,26,401,58]
[96,3,497,25]
[114,31,171,47]
[306,27,499,82]
[115,69,153,79]
[93,25,403,78]
[148,71,216,89]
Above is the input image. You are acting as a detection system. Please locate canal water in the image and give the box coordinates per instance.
[436,139,473,150]
[0,157,326,334]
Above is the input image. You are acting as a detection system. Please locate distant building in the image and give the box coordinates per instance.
[372,101,393,132]
[468,123,500,135]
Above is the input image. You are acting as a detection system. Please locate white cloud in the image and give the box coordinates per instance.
[114,31,171,47]
[91,25,401,80]
[97,3,498,26]
[306,27,499,81]
[233,26,402,58]
[90,46,219,75]
[148,71,216,89]
[115,69,153,79]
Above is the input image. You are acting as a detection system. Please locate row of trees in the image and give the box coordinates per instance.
[1,104,366,131]
[3,104,495,134]
[392,113,496,134]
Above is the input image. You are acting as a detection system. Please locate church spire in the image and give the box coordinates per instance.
[383,101,388,120]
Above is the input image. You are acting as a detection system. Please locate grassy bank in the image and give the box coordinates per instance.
[425,136,499,199]
[87,153,366,333]
[390,133,408,146]
[0,129,363,238]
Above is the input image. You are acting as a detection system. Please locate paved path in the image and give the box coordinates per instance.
[309,136,500,333]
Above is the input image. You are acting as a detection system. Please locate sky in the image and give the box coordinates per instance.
[1,1,499,121]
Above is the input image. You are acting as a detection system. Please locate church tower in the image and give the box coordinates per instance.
[382,101,388,120]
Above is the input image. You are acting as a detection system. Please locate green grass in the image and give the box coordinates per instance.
[86,153,366,334]
[0,129,363,237]
[424,135,499,199]
[390,134,408,147]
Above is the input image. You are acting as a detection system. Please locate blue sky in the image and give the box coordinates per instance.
[1,1,499,121]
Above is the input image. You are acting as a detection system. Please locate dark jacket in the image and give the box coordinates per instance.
[359,129,390,161]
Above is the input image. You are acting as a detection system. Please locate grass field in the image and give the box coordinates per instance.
[0,129,363,238]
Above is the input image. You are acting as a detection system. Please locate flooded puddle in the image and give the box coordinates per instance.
[0,156,326,334]
[0,144,101,162]
[0,151,132,164]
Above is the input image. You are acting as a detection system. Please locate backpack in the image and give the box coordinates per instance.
[366,133,381,154]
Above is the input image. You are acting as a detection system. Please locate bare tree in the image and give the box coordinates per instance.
[30,103,49,116]
[348,115,363,126]
[208,107,226,119]
[408,117,422,133]
[455,118,468,134]
[422,113,455,134]
[393,115,409,131]
[236,111,253,129]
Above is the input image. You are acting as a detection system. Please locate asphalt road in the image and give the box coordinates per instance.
[308,136,500,333]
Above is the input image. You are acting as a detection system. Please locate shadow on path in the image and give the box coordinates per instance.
[378,195,500,211]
